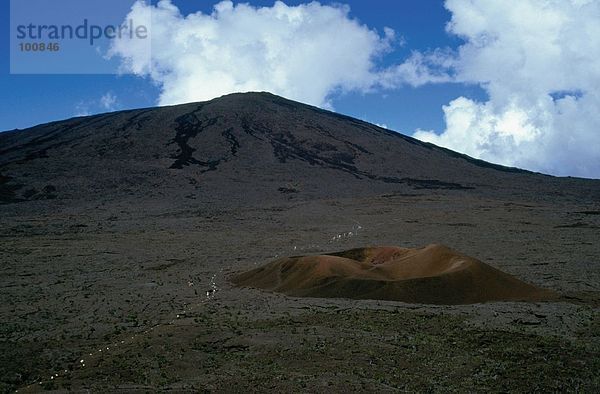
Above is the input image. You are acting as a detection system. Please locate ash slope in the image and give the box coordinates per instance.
[232,244,557,304]
[1,92,598,207]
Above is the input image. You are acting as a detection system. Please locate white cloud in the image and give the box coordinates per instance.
[109,0,400,108]
[74,92,119,117]
[100,92,118,111]
[414,0,600,178]
[108,0,600,177]
[74,102,91,117]
[379,49,455,88]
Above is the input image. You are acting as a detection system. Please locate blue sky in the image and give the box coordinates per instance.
[1,0,598,178]
[0,0,484,133]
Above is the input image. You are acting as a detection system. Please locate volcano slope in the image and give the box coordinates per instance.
[1,92,599,392]
[232,244,558,304]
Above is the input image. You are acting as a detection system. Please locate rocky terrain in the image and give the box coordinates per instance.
[1,92,599,392]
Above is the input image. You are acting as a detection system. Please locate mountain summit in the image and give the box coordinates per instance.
[0,92,598,206]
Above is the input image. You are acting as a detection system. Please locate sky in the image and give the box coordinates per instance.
[1,0,599,178]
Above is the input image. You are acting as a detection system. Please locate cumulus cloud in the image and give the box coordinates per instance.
[414,0,600,178]
[109,0,402,108]
[109,0,600,177]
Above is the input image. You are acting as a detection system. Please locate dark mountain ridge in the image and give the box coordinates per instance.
[1,92,598,206]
